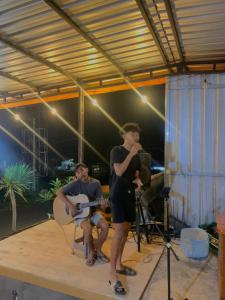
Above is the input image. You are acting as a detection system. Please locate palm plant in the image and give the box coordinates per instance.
[0,163,33,231]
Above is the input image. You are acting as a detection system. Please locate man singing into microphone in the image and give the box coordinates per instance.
[109,123,143,295]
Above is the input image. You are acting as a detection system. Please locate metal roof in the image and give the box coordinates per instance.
[0,0,225,104]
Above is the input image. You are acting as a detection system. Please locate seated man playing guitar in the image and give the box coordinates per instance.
[57,163,109,266]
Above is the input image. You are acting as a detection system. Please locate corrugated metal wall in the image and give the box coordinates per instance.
[165,74,225,227]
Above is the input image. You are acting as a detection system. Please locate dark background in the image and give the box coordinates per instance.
[0,84,165,182]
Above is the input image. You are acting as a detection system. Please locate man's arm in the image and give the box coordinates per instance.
[94,181,107,209]
[56,186,77,216]
[132,170,143,190]
[113,143,142,176]
[113,152,134,176]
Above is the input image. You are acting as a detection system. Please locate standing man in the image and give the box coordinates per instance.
[109,123,143,295]
[57,163,109,266]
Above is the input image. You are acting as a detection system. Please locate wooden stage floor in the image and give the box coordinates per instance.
[0,220,163,300]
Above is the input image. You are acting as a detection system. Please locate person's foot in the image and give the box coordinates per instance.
[116,265,137,276]
[96,251,110,263]
[86,255,96,266]
[86,251,97,266]
[109,280,127,295]
[109,272,126,295]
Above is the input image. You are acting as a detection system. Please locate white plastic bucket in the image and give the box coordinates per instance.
[180,228,209,259]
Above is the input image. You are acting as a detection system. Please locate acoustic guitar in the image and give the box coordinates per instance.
[53,194,108,225]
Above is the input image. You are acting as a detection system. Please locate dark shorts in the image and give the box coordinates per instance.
[110,185,136,224]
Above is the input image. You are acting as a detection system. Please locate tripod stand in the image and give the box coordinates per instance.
[161,187,179,300]
[134,189,167,251]
[161,187,188,300]
[134,187,187,300]
[135,190,150,252]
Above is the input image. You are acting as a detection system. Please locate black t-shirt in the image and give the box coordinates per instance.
[110,145,141,190]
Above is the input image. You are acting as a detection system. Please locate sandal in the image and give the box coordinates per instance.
[116,266,137,276]
[97,252,110,263]
[86,256,96,266]
[109,280,127,295]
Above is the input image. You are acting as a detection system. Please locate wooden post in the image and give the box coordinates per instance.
[78,88,84,163]
[32,118,36,191]
[217,212,225,300]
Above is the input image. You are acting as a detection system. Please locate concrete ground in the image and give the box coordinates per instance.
[142,238,219,300]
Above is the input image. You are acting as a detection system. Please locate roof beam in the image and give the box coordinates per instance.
[0,77,166,109]
[0,69,37,91]
[0,71,48,102]
[3,62,225,109]
[135,0,170,67]
[43,0,124,74]
[185,60,225,65]
[84,58,225,82]
[0,34,107,101]
[0,34,77,86]
[164,0,184,64]
[43,0,155,96]
[0,57,224,101]
[0,1,174,99]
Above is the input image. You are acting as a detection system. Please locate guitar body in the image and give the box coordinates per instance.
[53,194,90,225]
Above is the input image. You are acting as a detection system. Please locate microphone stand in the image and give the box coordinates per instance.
[161,187,188,300]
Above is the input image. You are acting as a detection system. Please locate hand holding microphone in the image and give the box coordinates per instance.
[130,143,142,156]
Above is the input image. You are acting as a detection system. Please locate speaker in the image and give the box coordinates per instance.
[140,173,164,221]
[139,151,151,187]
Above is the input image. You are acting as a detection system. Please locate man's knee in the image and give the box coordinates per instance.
[114,225,127,239]
[81,220,92,233]
[98,218,109,232]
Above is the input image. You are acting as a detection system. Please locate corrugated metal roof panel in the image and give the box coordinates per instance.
[0,0,223,100]
[174,0,225,61]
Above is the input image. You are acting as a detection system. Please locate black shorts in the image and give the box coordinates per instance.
[110,186,136,224]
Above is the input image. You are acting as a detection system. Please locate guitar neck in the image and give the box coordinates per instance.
[80,199,101,209]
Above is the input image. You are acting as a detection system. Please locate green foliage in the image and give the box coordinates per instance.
[102,191,109,199]
[38,190,54,203]
[0,163,33,231]
[0,163,33,202]
[49,178,63,195]
[64,176,74,184]
[37,175,73,203]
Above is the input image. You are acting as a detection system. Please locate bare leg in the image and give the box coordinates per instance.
[116,222,131,270]
[96,218,109,254]
[80,220,95,261]
[110,223,127,282]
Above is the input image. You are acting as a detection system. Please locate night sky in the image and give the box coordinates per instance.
[0,84,165,179]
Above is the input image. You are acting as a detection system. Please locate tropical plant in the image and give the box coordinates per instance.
[49,178,63,196]
[38,190,54,203]
[0,163,33,231]
[37,176,74,204]
[64,176,74,184]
